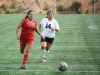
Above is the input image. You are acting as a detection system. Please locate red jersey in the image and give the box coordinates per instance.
[20,18,37,40]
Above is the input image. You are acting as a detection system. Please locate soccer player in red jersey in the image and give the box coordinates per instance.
[16,10,44,69]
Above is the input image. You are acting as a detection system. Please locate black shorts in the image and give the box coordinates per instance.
[40,37,54,44]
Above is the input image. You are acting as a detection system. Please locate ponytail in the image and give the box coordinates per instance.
[25,16,28,18]
[25,10,33,18]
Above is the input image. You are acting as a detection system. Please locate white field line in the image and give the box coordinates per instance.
[0,46,100,50]
[0,27,16,29]
[0,26,99,29]
[0,46,100,49]
[0,70,100,72]
[0,27,77,29]
[68,71,100,72]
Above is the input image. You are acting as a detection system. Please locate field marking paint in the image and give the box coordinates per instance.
[68,71,100,73]
[88,25,100,29]
[0,46,100,50]
[0,26,99,29]
[0,27,15,29]
[56,46,100,47]
[0,70,100,72]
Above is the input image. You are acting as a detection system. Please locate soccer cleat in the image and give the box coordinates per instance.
[21,66,26,69]
[42,58,46,62]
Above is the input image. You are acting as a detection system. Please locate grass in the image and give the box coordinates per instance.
[0,14,100,75]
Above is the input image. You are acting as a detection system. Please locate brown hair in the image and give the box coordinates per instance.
[25,10,33,18]
[46,11,53,18]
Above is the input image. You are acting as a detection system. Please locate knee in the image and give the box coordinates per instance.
[21,52,23,54]
[41,45,46,49]
[41,46,45,49]
[20,50,24,54]
[41,43,46,49]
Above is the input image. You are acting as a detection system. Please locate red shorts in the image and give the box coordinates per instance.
[20,37,34,46]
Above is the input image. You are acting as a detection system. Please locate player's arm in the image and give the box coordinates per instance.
[39,24,42,32]
[16,20,23,40]
[51,27,59,32]
[52,21,60,32]
[51,26,60,32]
[35,27,45,40]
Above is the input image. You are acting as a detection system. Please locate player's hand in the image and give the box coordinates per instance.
[17,36,20,40]
[51,27,55,30]
[41,35,45,40]
[51,27,59,32]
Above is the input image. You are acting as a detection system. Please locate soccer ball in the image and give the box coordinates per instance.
[58,62,68,71]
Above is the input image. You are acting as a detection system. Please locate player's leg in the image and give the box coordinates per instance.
[20,37,26,54]
[42,43,52,62]
[21,44,32,69]
[41,42,47,52]
[20,45,26,54]
[42,38,54,62]
[46,43,52,51]
[40,37,47,52]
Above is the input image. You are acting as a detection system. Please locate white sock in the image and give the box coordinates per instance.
[43,50,49,59]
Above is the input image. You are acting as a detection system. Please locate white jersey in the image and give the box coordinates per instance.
[40,18,59,38]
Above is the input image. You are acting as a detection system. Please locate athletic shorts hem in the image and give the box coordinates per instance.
[40,37,54,44]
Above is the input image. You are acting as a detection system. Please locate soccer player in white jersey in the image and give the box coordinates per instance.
[39,11,60,62]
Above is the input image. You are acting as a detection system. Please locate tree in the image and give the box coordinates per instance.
[70,2,82,11]
[1,4,7,11]
[5,10,12,14]
[43,4,50,10]
[57,5,64,11]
